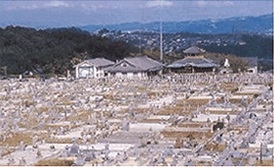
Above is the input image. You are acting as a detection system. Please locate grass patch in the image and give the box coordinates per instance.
[161,131,213,139]
[204,142,226,152]
[206,110,238,115]
[177,122,209,128]
[45,138,72,144]
[254,159,274,166]
[1,149,14,157]
[0,132,32,147]
[139,119,164,123]
[219,83,239,92]
[34,158,74,166]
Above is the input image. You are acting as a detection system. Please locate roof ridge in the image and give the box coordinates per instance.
[122,58,142,70]
[144,55,163,65]
[185,55,205,59]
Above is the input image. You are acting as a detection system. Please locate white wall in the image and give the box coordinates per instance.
[76,64,96,79]
[113,72,147,79]
[76,63,112,79]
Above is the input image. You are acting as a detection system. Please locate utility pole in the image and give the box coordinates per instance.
[160,20,163,62]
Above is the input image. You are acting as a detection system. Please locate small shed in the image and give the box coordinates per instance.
[240,57,258,73]
[74,58,115,78]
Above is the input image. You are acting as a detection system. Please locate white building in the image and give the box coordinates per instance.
[74,58,115,79]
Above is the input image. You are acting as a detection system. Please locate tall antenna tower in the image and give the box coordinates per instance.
[160,18,163,62]
[159,0,163,62]
[139,28,142,54]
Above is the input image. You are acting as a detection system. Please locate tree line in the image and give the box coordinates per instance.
[0,26,138,75]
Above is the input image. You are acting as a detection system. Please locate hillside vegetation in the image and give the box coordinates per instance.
[0,26,137,75]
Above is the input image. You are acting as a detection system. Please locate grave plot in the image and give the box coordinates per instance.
[219,83,239,92]
[157,98,209,115]
[236,84,270,95]
[0,73,272,166]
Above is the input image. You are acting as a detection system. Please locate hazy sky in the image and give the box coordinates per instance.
[0,0,273,27]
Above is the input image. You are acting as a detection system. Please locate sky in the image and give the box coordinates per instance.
[0,0,273,27]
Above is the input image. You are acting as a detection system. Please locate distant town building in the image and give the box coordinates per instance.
[105,56,164,78]
[167,56,219,73]
[74,58,115,78]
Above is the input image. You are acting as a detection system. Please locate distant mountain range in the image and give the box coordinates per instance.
[80,14,273,35]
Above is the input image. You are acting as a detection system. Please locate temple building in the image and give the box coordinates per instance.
[168,46,219,73]
[167,56,219,73]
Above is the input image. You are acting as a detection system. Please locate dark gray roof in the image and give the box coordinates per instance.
[240,57,258,67]
[167,56,219,68]
[106,56,164,73]
[183,46,206,54]
[105,60,142,72]
[77,58,115,67]
[126,56,164,71]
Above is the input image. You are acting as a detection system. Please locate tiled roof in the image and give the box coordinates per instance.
[77,58,115,67]
[183,46,206,54]
[125,56,164,71]
[105,60,143,72]
[167,56,219,68]
[106,56,164,72]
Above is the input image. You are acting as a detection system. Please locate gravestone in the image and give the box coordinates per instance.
[171,155,178,166]
[121,119,129,131]
[102,144,110,156]
[122,150,128,161]
[248,135,256,144]
[32,135,38,145]
[19,141,27,151]
[231,147,241,158]
[62,145,70,157]
[222,157,234,166]
[216,134,223,143]
[36,149,42,158]
[70,143,79,155]
[226,114,230,123]
[261,143,269,156]
[19,157,26,166]
[8,157,15,166]
[75,154,86,166]
[240,138,249,148]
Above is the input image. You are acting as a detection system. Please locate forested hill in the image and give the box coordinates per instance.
[0,26,138,75]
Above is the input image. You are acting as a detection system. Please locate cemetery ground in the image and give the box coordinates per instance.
[0,73,273,166]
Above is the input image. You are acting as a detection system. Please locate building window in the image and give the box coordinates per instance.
[121,63,128,67]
